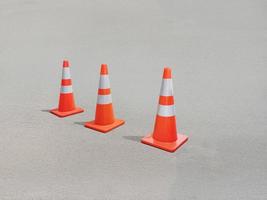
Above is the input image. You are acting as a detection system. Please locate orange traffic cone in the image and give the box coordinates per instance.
[85,64,125,133]
[141,67,188,152]
[50,60,84,117]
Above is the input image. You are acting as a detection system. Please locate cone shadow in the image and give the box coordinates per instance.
[41,109,50,113]
[123,136,142,143]
[74,121,87,126]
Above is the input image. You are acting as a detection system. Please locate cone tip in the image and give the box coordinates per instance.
[63,60,69,67]
[163,67,172,78]
[100,64,108,74]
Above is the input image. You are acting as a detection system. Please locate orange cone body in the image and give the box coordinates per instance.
[50,60,84,117]
[85,64,125,133]
[141,67,188,152]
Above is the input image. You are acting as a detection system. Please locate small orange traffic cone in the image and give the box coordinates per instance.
[50,60,84,117]
[141,67,188,152]
[85,64,125,133]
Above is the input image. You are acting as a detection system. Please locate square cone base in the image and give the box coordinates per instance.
[84,119,125,133]
[141,133,188,153]
[50,107,84,118]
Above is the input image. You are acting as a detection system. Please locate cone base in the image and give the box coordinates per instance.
[141,133,188,153]
[50,107,84,117]
[84,119,125,133]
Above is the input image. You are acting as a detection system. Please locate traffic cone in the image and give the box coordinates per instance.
[50,60,84,117]
[141,67,188,152]
[84,64,125,133]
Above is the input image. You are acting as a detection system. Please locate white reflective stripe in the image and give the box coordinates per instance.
[60,85,73,94]
[97,94,112,104]
[62,67,71,79]
[160,79,173,96]
[157,105,175,117]
[99,75,110,89]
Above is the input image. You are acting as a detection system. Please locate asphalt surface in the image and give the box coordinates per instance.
[0,0,266,199]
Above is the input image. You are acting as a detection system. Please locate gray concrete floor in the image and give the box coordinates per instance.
[0,0,266,199]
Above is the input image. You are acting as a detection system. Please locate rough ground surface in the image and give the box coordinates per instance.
[0,0,266,199]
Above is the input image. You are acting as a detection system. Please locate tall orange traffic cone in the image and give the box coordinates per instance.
[85,64,125,133]
[50,60,84,117]
[141,67,188,152]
